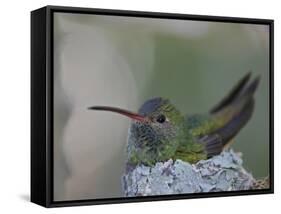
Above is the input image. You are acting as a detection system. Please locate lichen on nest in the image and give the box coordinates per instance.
[123,149,255,197]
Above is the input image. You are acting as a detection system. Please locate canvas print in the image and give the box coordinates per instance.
[53,12,270,201]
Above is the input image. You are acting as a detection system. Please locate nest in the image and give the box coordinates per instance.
[123,150,256,196]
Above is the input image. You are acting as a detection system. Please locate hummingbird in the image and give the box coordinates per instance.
[88,73,260,167]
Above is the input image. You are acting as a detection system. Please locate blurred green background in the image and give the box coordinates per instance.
[113,19,270,177]
[54,13,269,201]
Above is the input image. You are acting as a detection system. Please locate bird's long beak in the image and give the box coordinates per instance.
[88,106,146,122]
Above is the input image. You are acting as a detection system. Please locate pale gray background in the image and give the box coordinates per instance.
[53,13,270,201]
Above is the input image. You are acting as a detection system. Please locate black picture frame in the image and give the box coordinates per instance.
[31,5,274,208]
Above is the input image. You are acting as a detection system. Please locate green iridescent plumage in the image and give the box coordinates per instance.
[89,72,260,166]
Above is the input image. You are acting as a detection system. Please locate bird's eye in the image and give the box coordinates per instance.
[156,114,166,123]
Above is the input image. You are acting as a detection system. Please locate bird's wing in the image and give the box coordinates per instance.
[186,72,260,158]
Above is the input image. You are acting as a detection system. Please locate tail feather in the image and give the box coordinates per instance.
[215,99,254,146]
[199,73,260,157]
[210,72,252,114]
[204,99,254,157]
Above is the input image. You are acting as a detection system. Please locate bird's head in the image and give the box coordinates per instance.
[88,97,186,166]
